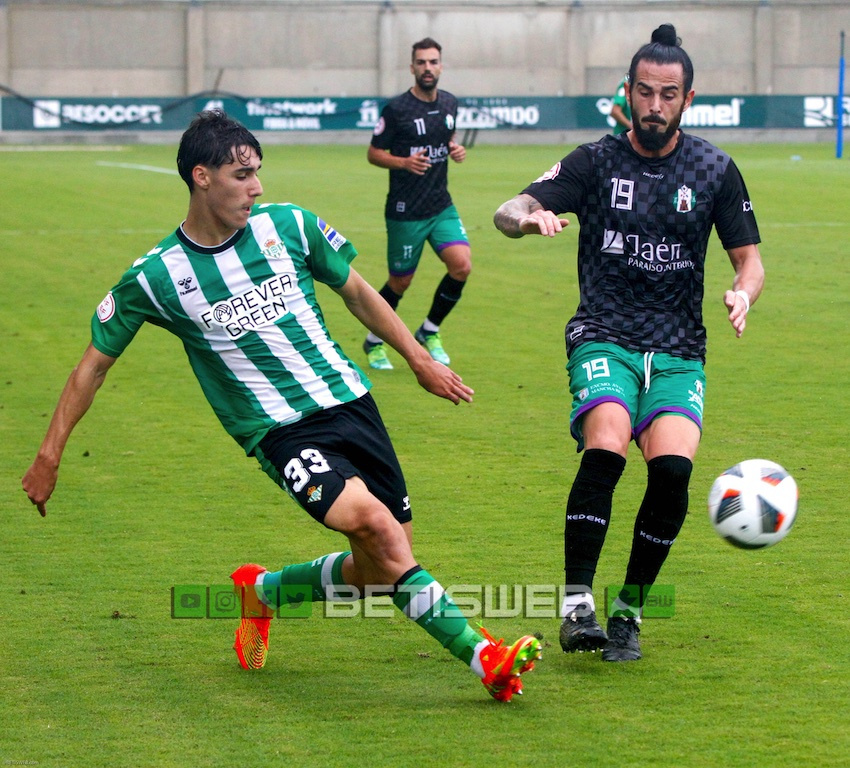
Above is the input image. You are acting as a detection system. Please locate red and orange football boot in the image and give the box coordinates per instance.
[478,626,542,702]
[230,563,273,670]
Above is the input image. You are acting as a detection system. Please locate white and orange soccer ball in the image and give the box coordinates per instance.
[707,459,799,549]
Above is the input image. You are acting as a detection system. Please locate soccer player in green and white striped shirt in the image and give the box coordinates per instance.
[22,110,541,702]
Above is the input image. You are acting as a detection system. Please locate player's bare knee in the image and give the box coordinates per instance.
[442,250,471,281]
[347,503,404,550]
[448,263,471,282]
[585,434,630,457]
[388,275,414,294]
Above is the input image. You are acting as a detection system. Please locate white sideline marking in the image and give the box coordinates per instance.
[0,145,125,152]
[96,161,177,175]
[1,228,167,236]
[763,222,848,228]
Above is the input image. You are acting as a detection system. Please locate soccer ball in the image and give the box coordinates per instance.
[707,459,798,549]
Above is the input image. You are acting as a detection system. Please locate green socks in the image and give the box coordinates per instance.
[392,566,483,667]
[259,551,352,606]
[259,557,484,671]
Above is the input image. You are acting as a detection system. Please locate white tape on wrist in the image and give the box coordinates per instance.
[735,289,750,314]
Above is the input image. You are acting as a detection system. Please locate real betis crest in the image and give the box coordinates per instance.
[674,185,695,213]
[262,238,285,260]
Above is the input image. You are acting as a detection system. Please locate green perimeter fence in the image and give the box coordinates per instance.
[1,92,848,135]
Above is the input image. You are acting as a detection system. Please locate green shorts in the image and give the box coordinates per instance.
[385,205,469,276]
[567,342,706,450]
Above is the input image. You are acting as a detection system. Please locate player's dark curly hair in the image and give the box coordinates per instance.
[628,24,694,92]
[412,37,442,60]
[176,109,263,191]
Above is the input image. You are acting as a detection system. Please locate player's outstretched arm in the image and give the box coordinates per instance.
[22,344,117,516]
[493,193,570,239]
[724,244,765,338]
[335,269,474,404]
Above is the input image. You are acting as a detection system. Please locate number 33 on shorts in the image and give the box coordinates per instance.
[284,448,332,493]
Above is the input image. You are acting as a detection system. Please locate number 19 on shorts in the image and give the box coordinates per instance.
[582,358,610,380]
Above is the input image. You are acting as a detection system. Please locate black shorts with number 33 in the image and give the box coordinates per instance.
[255,393,411,526]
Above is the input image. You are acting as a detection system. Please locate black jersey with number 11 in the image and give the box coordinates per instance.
[371,89,459,221]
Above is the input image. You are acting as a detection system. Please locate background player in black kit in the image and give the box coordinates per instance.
[494,24,765,661]
[364,37,471,370]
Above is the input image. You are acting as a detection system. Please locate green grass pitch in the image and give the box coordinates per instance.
[1,139,848,767]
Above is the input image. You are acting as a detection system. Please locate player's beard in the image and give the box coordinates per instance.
[633,110,682,152]
[415,72,439,93]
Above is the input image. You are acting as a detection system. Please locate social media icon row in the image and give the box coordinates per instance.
[170,585,312,618]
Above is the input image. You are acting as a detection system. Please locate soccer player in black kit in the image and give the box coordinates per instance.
[494,24,765,661]
[364,37,471,370]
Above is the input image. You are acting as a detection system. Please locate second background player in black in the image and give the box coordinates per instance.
[364,37,471,370]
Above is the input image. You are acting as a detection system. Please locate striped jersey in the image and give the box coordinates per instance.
[611,78,631,135]
[522,132,760,363]
[91,203,372,455]
[371,89,458,221]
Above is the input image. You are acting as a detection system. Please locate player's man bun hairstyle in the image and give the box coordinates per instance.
[652,23,680,47]
[628,23,694,93]
[176,108,263,192]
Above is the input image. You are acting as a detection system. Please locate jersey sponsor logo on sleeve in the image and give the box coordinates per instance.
[317,219,347,251]
[96,292,116,323]
[445,114,455,131]
[373,116,386,136]
[533,162,561,183]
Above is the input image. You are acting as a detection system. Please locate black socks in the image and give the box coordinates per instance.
[564,448,627,592]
